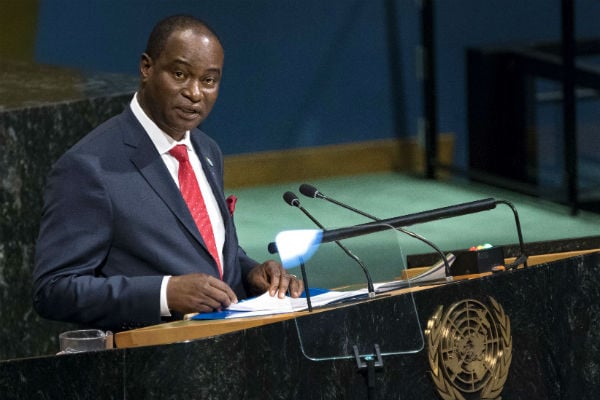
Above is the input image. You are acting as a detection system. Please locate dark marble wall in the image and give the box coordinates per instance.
[0,60,138,360]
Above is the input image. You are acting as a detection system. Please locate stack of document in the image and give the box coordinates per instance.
[192,288,368,320]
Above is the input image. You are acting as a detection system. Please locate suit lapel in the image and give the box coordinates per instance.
[122,112,207,249]
[191,134,229,223]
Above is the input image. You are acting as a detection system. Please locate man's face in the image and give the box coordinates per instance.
[138,28,224,140]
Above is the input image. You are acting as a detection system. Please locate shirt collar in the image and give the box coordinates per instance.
[130,93,192,154]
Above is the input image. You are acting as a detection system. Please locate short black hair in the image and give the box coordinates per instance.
[144,15,222,59]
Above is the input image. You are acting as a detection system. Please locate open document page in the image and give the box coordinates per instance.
[191,287,369,320]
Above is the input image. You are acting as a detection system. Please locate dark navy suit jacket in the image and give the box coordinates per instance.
[33,107,257,331]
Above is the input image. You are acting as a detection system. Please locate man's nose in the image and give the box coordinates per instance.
[183,80,203,102]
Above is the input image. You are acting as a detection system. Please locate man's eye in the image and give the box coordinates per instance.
[174,71,184,79]
[204,77,217,86]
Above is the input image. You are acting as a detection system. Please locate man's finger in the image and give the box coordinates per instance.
[277,273,290,298]
[203,277,238,308]
[269,271,282,297]
[288,274,303,298]
[276,273,301,299]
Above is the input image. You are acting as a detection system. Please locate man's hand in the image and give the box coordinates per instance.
[166,273,238,314]
[246,260,304,299]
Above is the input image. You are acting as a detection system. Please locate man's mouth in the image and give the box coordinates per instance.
[177,107,202,120]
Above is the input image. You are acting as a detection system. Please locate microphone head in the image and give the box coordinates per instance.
[283,191,300,207]
[267,242,278,254]
[299,183,321,198]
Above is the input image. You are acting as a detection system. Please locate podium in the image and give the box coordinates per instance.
[2,236,600,399]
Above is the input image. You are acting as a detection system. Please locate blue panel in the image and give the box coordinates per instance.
[34,0,407,154]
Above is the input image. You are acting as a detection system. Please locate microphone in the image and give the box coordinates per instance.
[300,184,380,221]
[318,198,498,243]
[310,195,528,270]
[299,183,459,277]
[272,185,527,273]
[282,191,376,296]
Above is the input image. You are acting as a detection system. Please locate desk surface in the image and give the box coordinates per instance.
[115,248,599,349]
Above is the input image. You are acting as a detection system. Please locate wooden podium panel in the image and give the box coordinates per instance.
[115,312,302,348]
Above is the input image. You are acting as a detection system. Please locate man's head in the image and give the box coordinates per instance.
[138,15,224,141]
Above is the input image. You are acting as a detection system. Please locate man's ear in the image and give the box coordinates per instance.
[139,53,153,81]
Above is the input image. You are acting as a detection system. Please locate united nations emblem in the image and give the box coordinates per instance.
[425,297,512,400]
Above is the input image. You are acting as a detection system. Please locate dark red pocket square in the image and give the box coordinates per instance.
[226,195,237,216]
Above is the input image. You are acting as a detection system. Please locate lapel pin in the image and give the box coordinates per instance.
[206,157,214,167]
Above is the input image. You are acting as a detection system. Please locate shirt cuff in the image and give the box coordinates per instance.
[160,276,172,317]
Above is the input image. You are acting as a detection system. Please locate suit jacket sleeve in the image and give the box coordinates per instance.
[33,150,163,331]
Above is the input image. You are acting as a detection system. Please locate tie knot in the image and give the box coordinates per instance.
[169,144,189,163]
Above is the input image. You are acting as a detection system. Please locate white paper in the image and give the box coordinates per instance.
[373,253,455,293]
[227,288,369,313]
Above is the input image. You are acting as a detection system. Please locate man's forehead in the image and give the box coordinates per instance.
[168,27,220,46]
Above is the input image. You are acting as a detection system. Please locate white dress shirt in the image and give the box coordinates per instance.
[130,93,225,316]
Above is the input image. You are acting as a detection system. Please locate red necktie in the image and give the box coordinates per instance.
[169,144,222,279]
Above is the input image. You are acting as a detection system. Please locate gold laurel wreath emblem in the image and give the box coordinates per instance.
[425,297,512,400]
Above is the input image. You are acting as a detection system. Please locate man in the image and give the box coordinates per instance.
[33,15,302,332]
